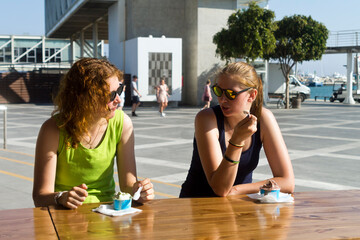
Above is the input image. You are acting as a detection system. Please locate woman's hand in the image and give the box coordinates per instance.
[231,114,258,144]
[132,178,154,203]
[58,183,88,209]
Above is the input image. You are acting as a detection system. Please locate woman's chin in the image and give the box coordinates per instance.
[220,106,232,116]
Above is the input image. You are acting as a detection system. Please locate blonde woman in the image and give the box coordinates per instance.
[180,62,294,197]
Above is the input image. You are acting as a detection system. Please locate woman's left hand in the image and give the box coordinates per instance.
[132,178,155,202]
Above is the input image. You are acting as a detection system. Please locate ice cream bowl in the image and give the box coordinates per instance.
[260,189,280,200]
[113,191,132,210]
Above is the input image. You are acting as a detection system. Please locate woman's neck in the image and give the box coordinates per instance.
[81,118,107,149]
[88,118,106,133]
[225,115,242,130]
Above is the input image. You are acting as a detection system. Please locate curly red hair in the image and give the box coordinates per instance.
[52,58,123,148]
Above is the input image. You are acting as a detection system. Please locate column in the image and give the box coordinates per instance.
[93,22,98,58]
[344,51,355,104]
[80,30,84,58]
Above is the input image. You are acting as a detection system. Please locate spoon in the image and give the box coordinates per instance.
[133,186,143,200]
[243,110,250,118]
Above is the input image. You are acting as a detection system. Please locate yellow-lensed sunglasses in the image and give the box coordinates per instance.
[212,85,252,100]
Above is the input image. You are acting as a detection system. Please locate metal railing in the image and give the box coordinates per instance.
[327,30,360,48]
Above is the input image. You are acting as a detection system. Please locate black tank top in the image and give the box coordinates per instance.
[180,105,262,198]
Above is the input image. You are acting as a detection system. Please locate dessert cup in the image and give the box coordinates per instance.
[113,198,132,210]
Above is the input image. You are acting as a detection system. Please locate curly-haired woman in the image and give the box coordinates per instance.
[33,58,154,209]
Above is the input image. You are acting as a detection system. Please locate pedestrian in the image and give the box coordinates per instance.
[180,61,294,198]
[32,58,154,209]
[201,79,212,110]
[117,78,126,110]
[157,78,169,117]
[131,75,141,117]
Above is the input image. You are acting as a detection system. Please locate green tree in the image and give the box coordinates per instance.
[213,2,277,63]
[267,15,329,108]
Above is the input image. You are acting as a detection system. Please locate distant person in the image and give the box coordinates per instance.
[32,58,154,209]
[339,84,345,94]
[201,79,212,110]
[131,75,142,117]
[156,78,169,117]
[180,61,294,198]
[117,79,126,110]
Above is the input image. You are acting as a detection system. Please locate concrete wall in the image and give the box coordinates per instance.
[108,0,237,105]
[125,0,185,39]
[182,0,198,105]
[197,0,236,104]
[108,0,126,70]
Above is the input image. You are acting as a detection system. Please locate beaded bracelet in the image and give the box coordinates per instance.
[224,155,240,164]
[228,140,244,148]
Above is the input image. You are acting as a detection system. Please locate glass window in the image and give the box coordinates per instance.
[36,48,42,63]
[0,48,4,62]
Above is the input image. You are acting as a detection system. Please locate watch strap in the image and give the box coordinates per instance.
[54,191,65,205]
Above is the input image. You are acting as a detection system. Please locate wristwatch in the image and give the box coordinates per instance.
[54,191,66,205]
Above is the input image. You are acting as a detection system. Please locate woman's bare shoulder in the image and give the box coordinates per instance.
[260,107,276,123]
[195,108,218,130]
[40,117,59,133]
[36,117,60,151]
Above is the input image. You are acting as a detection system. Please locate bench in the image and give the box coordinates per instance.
[314,96,330,102]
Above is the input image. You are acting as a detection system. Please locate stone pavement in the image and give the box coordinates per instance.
[0,100,360,210]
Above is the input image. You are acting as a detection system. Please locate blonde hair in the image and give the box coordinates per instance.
[215,62,263,118]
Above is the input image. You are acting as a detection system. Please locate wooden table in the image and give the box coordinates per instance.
[47,190,360,239]
[2,190,360,239]
[0,207,57,239]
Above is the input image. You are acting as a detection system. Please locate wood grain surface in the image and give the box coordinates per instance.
[47,190,360,239]
[0,207,57,240]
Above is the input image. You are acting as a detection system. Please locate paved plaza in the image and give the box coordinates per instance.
[1,100,360,210]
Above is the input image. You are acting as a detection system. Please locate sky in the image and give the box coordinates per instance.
[0,0,359,76]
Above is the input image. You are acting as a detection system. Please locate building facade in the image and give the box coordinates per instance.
[45,0,268,105]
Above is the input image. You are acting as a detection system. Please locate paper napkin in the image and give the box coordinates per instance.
[92,204,142,217]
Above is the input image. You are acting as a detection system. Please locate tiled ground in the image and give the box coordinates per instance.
[1,100,360,210]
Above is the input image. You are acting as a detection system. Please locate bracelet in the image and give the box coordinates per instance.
[224,155,240,164]
[228,140,244,148]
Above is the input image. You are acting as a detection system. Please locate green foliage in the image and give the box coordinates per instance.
[213,5,329,109]
[266,14,329,108]
[267,15,329,65]
[213,2,277,62]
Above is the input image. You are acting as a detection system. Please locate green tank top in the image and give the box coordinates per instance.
[55,110,124,203]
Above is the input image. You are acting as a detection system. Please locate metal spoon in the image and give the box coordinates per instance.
[243,110,250,118]
[133,186,143,200]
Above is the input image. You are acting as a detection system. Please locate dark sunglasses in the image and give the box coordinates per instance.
[212,85,252,100]
[110,84,124,102]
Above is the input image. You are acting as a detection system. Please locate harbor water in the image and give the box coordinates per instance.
[309,86,334,99]
[308,85,359,99]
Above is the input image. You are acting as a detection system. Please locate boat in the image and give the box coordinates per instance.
[307,76,323,87]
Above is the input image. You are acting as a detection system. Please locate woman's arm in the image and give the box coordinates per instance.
[32,118,88,209]
[32,118,60,207]
[229,108,295,195]
[195,109,257,196]
[116,113,154,202]
[260,108,294,193]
